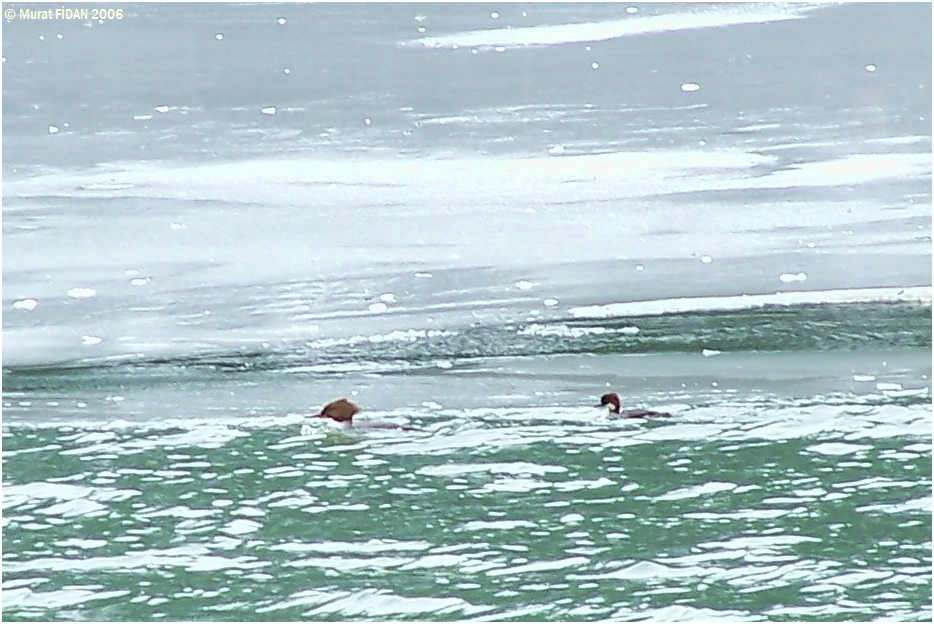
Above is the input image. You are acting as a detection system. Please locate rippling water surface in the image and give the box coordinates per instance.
[3,2,932,622]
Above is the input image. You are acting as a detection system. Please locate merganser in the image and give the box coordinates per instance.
[312,398,419,431]
[597,392,672,418]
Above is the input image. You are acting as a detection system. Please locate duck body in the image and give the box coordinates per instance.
[598,392,672,418]
[312,398,419,431]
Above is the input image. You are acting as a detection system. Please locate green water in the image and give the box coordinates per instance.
[2,304,932,621]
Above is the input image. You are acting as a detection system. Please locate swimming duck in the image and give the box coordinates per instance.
[312,398,419,431]
[597,392,672,418]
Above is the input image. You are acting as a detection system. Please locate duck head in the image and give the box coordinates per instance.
[315,398,361,424]
[597,392,622,415]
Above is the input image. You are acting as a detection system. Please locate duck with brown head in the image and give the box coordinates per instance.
[312,398,419,431]
[597,392,672,418]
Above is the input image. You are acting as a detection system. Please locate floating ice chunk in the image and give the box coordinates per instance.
[779,272,807,283]
[154,105,170,113]
[57,33,63,40]
[635,264,644,272]
[82,335,102,346]
[700,255,712,264]
[364,117,372,125]
[702,349,721,357]
[48,125,60,134]
[169,222,186,230]
[548,144,566,155]
[865,64,876,72]
[261,106,277,115]
[591,62,600,69]
[67,287,97,299]
[435,360,453,369]
[125,269,139,276]
[13,299,38,311]
[494,46,506,53]
[681,83,700,93]
[560,513,584,524]
[515,280,535,290]
[278,17,287,25]
[491,12,500,19]
[543,298,559,307]
[852,374,876,382]
[133,114,153,121]
[283,68,290,75]
[130,277,151,287]
[418,26,426,33]
[415,272,433,279]
[214,33,224,41]
[414,14,427,23]
[422,401,442,409]
[626,6,639,14]
[368,302,388,313]
[379,293,397,303]
[471,49,478,55]
[876,382,903,391]
[620,326,639,335]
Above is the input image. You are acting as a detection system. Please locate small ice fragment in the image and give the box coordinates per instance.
[379,293,397,303]
[364,117,372,125]
[779,272,807,283]
[591,62,599,70]
[435,360,453,369]
[39,35,45,41]
[48,125,60,134]
[422,401,442,409]
[711,381,719,387]
[543,298,559,307]
[155,105,170,113]
[133,114,153,121]
[417,26,426,33]
[852,374,876,382]
[77,402,87,408]
[522,11,527,17]
[876,382,903,391]
[560,513,584,524]
[681,83,700,93]
[82,335,102,346]
[490,11,500,19]
[635,264,644,272]
[700,255,712,264]
[125,269,139,276]
[277,17,287,25]
[494,46,506,53]
[111,395,125,402]
[415,272,433,279]
[214,33,224,41]
[702,349,721,357]
[548,144,566,155]
[471,49,478,55]
[283,68,290,75]
[13,299,38,312]
[806,242,816,248]
[130,277,151,287]
[865,64,876,72]
[261,106,277,115]
[620,326,639,335]
[169,222,186,230]
[627,7,639,14]
[414,14,427,23]
[56,33,63,40]
[368,302,388,313]
[516,280,534,290]
[67,287,97,299]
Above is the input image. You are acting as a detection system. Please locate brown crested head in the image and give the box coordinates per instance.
[316,398,361,423]
[598,392,622,414]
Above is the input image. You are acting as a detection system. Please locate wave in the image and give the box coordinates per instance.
[406,3,830,50]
